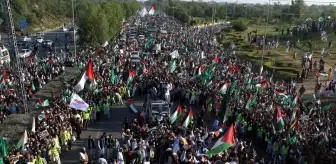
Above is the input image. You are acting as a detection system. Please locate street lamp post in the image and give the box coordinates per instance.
[262,0,271,66]
[72,0,76,59]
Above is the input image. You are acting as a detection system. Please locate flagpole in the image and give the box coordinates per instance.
[262,0,271,66]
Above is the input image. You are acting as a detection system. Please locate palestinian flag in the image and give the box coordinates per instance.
[275,89,288,99]
[291,94,299,108]
[16,130,28,149]
[169,105,182,124]
[290,119,298,130]
[127,71,135,86]
[148,6,155,16]
[35,99,49,108]
[74,59,95,92]
[276,106,285,129]
[255,80,268,89]
[316,72,328,77]
[206,124,235,156]
[212,55,219,63]
[219,82,229,94]
[206,80,213,88]
[182,107,194,128]
[194,65,203,77]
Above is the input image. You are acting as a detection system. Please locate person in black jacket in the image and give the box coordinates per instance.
[87,135,96,160]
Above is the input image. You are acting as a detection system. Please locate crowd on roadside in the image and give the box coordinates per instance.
[0,56,67,124]
[1,9,336,164]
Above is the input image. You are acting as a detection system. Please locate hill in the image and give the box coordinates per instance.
[0,0,74,32]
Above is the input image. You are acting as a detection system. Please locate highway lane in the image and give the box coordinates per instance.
[1,24,76,59]
[61,98,144,164]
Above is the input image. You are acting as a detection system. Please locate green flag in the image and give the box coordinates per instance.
[322,104,332,111]
[0,137,8,158]
[109,69,115,84]
[41,100,49,107]
[32,83,36,91]
[168,61,176,73]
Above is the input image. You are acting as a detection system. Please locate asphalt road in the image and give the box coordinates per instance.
[1,24,76,58]
[60,98,144,164]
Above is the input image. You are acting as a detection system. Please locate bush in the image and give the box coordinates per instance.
[231,19,248,32]
[222,27,233,33]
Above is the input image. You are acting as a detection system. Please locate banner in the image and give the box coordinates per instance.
[69,93,89,111]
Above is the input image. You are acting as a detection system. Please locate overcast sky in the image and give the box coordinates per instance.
[178,0,336,6]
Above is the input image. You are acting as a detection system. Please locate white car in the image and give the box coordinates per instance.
[18,49,32,58]
[62,26,67,32]
[36,37,43,43]
[138,35,145,40]
[43,40,53,47]
[21,36,31,42]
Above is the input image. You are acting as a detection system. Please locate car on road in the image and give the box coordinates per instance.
[42,40,54,47]
[138,35,145,40]
[36,36,44,43]
[18,49,32,58]
[20,36,32,42]
[61,26,68,32]
[143,98,171,120]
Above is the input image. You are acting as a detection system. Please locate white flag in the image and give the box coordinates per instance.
[74,71,88,92]
[31,117,36,132]
[69,93,89,111]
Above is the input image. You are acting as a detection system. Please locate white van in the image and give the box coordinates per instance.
[0,46,10,64]
[130,51,140,63]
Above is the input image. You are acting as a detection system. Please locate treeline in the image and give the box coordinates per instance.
[0,0,140,39]
[77,1,140,46]
[148,0,336,26]
[3,0,76,30]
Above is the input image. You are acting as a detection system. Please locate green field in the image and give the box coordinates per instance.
[217,24,336,80]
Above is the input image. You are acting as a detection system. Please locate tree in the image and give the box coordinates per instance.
[291,0,305,20]
[77,1,140,46]
[231,19,248,32]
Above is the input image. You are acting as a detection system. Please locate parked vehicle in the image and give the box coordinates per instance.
[18,49,32,58]
[20,36,32,42]
[36,36,44,43]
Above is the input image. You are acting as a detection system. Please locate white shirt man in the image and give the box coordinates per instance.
[117,150,124,164]
[98,157,108,164]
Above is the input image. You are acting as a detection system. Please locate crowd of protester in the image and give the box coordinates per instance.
[1,9,336,164]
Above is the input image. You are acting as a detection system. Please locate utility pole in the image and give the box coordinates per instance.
[262,0,271,65]
[72,0,76,59]
[244,4,247,17]
[225,3,228,21]
[3,0,28,113]
[234,0,238,16]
